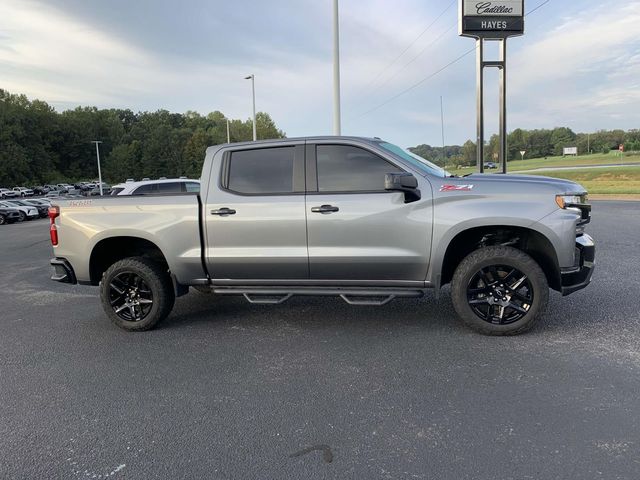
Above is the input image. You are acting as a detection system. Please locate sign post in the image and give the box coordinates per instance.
[459,1,524,174]
[520,150,526,161]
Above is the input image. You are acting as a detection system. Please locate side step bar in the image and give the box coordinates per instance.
[211,287,425,306]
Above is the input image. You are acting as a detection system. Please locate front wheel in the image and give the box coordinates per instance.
[100,257,175,331]
[17,211,26,222]
[0,214,6,225]
[451,246,548,336]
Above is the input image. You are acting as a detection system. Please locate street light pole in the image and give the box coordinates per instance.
[244,74,257,141]
[226,119,231,143]
[91,141,103,196]
[332,0,342,135]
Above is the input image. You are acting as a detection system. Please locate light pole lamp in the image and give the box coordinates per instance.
[91,140,104,195]
[244,74,257,141]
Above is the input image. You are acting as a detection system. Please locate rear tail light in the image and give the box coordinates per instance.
[49,206,60,246]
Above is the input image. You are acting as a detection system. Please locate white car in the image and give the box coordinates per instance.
[0,188,19,199]
[110,178,200,196]
[13,186,34,197]
[0,200,38,221]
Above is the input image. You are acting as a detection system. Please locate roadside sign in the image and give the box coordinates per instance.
[520,150,526,160]
[459,0,525,39]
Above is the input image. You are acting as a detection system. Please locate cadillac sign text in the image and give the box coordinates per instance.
[459,0,525,39]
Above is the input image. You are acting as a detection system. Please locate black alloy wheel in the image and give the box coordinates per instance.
[467,265,533,325]
[451,246,548,336]
[108,272,154,322]
[100,257,175,331]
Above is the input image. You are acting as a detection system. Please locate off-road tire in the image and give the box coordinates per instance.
[100,257,175,331]
[451,246,548,336]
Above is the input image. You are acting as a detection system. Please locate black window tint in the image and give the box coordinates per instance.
[227,147,295,194]
[316,145,402,192]
[133,184,155,194]
[184,182,200,193]
[110,188,125,196]
[157,182,181,193]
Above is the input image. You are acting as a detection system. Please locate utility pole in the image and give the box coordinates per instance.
[244,74,257,141]
[587,133,590,154]
[226,119,231,143]
[332,0,342,135]
[91,141,103,196]
[440,96,446,166]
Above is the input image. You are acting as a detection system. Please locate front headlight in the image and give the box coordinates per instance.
[555,193,588,209]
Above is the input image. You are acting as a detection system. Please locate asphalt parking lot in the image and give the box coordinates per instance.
[1,201,639,480]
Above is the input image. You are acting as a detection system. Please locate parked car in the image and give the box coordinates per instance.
[0,188,19,199]
[109,179,200,196]
[13,186,34,197]
[20,199,50,218]
[484,162,498,169]
[45,191,64,199]
[50,136,594,335]
[0,206,21,225]
[31,186,50,195]
[0,200,38,221]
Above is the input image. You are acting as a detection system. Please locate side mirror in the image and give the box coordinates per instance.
[385,173,421,203]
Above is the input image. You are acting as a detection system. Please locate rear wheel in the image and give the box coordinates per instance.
[100,257,175,331]
[451,246,548,336]
[0,214,6,225]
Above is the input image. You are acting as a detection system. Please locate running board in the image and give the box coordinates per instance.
[212,287,425,306]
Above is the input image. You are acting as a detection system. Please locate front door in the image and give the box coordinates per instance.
[204,143,308,281]
[305,143,432,282]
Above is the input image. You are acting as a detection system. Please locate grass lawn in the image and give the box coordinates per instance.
[523,166,640,194]
[450,152,640,176]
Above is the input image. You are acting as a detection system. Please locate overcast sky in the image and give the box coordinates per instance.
[1,0,639,147]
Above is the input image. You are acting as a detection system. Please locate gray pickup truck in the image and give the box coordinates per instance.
[49,136,594,335]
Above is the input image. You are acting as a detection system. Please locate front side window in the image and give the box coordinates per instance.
[133,184,155,194]
[227,147,295,194]
[316,145,402,192]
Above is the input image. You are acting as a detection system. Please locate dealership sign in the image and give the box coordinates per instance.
[459,1,525,39]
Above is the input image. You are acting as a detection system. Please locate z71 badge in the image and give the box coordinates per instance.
[439,184,474,192]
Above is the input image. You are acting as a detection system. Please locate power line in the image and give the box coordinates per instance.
[368,23,457,97]
[365,0,456,90]
[355,0,553,119]
[356,46,476,118]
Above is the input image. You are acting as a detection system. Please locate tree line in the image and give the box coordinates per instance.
[2,89,639,186]
[0,89,285,186]
[410,127,640,168]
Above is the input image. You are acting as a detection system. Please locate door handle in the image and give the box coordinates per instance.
[210,207,236,216]
[311,204,339,214]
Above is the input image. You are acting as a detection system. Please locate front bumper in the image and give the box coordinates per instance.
[561,234,595,296]
[50,257,77,284]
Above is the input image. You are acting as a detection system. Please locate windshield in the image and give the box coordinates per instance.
[377,141,453,178]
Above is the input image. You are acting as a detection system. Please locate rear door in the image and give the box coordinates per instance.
[305,142,432,282]
[204,143,308,281]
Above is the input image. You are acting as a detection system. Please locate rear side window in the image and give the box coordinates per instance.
[157,182,181,193]
[110,187,125,196]
[184,182,200,193]
[227,147,295,194]
[316,145,402,192]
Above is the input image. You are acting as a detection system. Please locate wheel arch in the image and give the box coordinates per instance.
[438,225,562,292]
[89,236,170,286]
